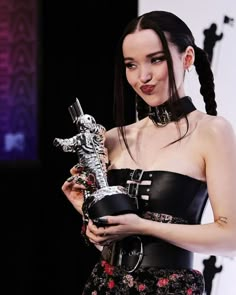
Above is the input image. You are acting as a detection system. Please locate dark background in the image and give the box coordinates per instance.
[5,1,137,294]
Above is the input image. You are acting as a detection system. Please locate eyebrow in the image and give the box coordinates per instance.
[124,50,165,61]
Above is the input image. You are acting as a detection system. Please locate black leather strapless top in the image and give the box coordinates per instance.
[107,169,208,225]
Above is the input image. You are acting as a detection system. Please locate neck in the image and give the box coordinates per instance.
[148,96,196,127]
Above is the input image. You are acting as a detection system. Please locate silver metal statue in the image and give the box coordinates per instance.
[53,98,137,223]
[54,112,108,189]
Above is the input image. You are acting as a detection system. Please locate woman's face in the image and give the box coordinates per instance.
[122,29,186,106]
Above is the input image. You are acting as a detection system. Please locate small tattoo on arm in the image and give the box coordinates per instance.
[216,216,228,226]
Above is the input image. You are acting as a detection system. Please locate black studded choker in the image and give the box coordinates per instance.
[148,96,196,127]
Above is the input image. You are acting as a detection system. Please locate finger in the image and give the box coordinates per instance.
[61,180,84,202]
[74,175,95,191]
[70,165,79,175]
[61,179,74,193]
[95,215,119,226]
[62,175,86,190]
[70,163,85,175]
[87,222,107,239]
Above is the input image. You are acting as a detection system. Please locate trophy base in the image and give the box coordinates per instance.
[85,186,138,220]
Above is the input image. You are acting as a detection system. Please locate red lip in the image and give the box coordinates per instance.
[140,85,155,94]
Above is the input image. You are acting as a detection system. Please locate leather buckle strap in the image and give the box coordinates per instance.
[127,182,139,196]
[130,169,143,182]
[127,169,144,209]
[140,242,193,268]
[102,238,193,272]
[102,236,144,273]
[127,183,139,209]
[118,236,144,273]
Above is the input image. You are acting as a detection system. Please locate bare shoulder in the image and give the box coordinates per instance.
[105,121,138,147]
[199,114,235,137]
[104,127,120,150]
[197,114,236,149]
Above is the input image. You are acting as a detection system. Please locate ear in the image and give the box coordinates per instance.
[183,46,195,70]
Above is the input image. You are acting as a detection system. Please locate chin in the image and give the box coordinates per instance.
[146,99,168,107]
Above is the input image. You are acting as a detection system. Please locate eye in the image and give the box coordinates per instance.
[151,56,166,64]
[125,62,136,69]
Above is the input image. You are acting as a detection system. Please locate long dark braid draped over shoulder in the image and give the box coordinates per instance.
[194,45,217,115]
[137,44,218,119]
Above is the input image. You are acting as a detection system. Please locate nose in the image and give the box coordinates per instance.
[139,66,152,83]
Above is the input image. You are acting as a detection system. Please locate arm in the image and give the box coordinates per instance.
[138,117,236,256]
[62,165,104,251]
[217,32,223,40]
[94,117,236,256]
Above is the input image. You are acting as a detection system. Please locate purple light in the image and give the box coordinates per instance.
[0,0,38,161]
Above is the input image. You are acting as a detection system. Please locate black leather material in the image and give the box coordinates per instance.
[140,242,193,268]
[102,237,193,270]
[148,96,196,126]
[87,193,138,219]
[107,169,208,224]
[101,170,208,272]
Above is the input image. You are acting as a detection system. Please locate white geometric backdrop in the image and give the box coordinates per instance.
[139,1,236,294]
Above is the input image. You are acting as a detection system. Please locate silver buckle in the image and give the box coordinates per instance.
[127,183,139,209]
[118,236,144,273]
[127,169,144,209]
[127,182,139,196]
[130,169,144,182]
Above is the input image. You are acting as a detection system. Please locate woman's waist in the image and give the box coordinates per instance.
[101,235,193,272]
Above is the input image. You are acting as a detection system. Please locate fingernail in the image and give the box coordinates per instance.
[66,176,75,182]
[93,217,108,225]
[74,163,81,168]
[74,163,84,172]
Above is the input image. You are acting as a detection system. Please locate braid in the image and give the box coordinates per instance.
[194,46,217,115]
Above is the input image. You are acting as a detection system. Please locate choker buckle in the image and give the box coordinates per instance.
[149,107,172,127]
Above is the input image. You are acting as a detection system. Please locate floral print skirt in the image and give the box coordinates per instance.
[82,259,205,295]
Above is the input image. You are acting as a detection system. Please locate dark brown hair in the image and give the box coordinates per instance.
[113,11,217,151]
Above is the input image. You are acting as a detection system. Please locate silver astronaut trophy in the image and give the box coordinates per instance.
[53,98,137,224]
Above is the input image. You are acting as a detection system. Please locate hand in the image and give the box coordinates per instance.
[85,214,143,245]
[61,165,95,215]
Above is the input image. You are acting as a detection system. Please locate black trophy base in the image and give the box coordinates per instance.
[85,186,138,221]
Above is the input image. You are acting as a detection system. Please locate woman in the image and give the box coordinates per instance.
[61,11,236,294]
